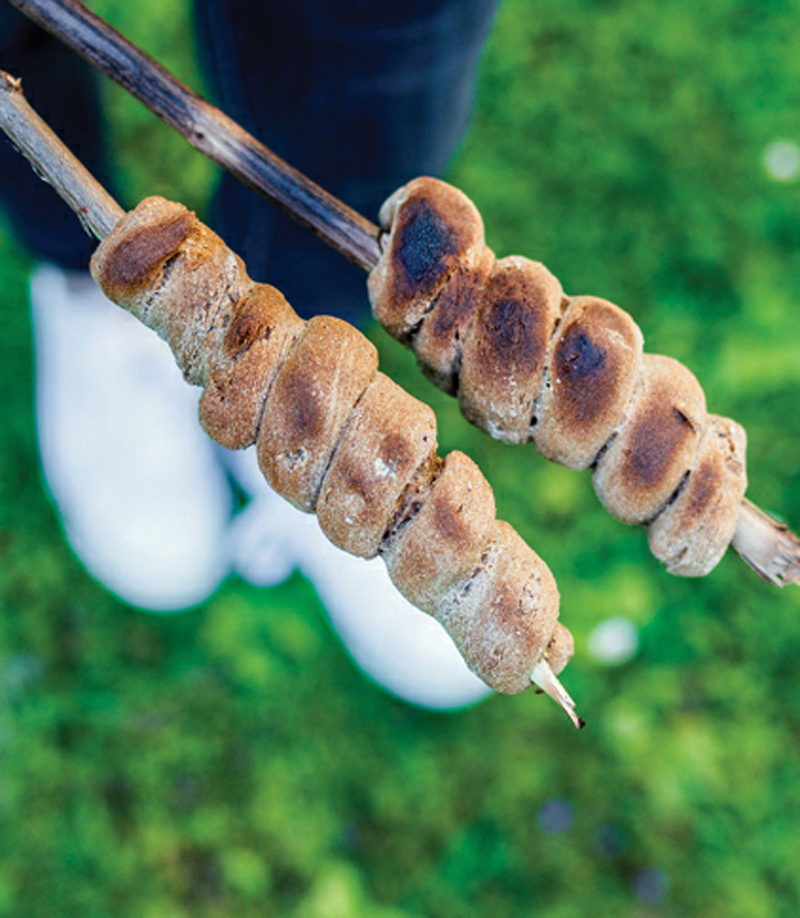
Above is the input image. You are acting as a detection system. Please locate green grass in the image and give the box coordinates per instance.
[2,0,800,915]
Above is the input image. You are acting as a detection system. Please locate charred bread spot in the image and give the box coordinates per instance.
[647,414,747,576]
[391,179,486,294]
[284,370,325,442]
[229,313,272,356]
[433,495,471,545]
[484,296,538,357]
[100,207,253,388]
[316,373,438,558]
[382,430,413,467]
[478,261,552,372]
[382,450,496,613]
[104,210,193,288]
[551,301,635,425]
[625,396,697,495]
[380,453,443,549]
[593,354,707,524]
[91,198,194,305]
[412,247,493,392]
[368,177,489,342]
[558,329,607,382]
[683,457,720,520]
[533,296,643,469]
[201,289,306,450]
[428,266,480,345]
[257,316,379,512]
[222,284,291,359]
[458,257,562,444]
[434,521,559,694]
[394,197,458,297]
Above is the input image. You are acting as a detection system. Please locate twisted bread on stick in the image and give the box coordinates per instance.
[369,177,748,578]
[89,195,580,724]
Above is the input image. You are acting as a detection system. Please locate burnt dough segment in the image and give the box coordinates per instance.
[92,196,250,387]
[368,176,489,342]
[459,257,564,444]
[382,450,496,614]
[593,353,708,524]
[316,371,438,558]
[648,415,747,576]
[91,196,578,710]
[145,223,248,387]
[367,176,754,582]
[533,296,644,469]
[91,196,194,313]
[410,243,495,394]
[257,315,379,511]
[199,284,306,449]
[434,520,562,694]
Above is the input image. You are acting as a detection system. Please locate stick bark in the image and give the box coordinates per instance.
[0,70,123,238]
[1,24,799,587]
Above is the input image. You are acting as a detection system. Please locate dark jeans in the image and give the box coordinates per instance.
[0,0,498,325]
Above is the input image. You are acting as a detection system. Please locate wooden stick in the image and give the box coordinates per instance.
[0,70,123,238]
[0,71,586,727]
[6,0,382,272]
[3,4,800,589]
[732,498,800,587]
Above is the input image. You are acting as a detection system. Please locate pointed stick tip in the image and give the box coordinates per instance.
[732,498,800,588]
[531,660,585,730]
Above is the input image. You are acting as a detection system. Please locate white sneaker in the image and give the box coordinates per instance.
[31,263,234,611]
[224,447,492,709]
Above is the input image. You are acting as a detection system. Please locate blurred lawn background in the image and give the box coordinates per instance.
[2,0,800,915]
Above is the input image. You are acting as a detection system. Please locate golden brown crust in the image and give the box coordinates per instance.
[368,178,757,587]
[410,244,495,393]
[435,520,560,694]
[647,414,747,575]
[199,284,306,449]
[545,623,574,676]
[368,176,489,341]
[593,353,708,524]
[91,195,251,387]
[315,371,438,558]
[256,315,379,511]
[368,176,753,584]
[459,257,564,444]
[146,226,249,387]
[90,196,194,314]
[93,194,572,707]
[382,450,496,613]
[533,296,644,469]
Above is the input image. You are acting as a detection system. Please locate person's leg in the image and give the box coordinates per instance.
[194,0,499,326]
[0,9,234,610]
[194,0,499,705]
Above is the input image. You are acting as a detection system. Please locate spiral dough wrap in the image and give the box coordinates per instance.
[89,196,574,697]
[368,177,748,577]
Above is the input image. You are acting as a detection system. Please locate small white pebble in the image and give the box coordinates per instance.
[763,140,800,182]
[587,617,639,665]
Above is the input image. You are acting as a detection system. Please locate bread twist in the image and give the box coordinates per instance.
[368,177,748,578]
[89,195,580,724]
